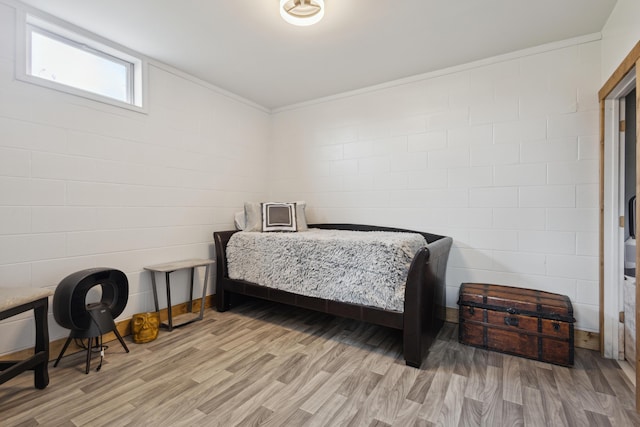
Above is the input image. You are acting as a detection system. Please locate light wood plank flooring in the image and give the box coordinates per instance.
[1,299,639,426]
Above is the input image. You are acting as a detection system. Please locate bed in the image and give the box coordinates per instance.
[213,224,453,368]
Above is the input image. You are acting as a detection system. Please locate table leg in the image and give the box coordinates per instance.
[150,272,160,312]
[188,267,194,313]
[198,264,210,320]
[33,298,49,389]
[165,271,173,331]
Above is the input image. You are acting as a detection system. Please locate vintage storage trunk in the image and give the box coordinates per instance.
[458,282,575,366]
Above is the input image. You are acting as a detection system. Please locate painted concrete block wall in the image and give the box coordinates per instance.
[0,3,270,355]
[601,0,640,82]
[270,39,601,332]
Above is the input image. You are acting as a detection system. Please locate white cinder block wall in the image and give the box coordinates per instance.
[601,0,640,81]
[0,2,270,355]
[1,0,636,356]
[270,38,601,332]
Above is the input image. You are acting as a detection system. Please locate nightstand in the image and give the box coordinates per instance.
[144,258,215,331]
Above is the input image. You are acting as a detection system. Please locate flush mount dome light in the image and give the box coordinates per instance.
[280,0,325,26]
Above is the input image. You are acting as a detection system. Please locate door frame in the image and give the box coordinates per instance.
[599,40,640,409]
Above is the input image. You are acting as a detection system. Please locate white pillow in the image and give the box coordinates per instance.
[295,201,308,231]
[234,211,246,230]
[244,202,262,232]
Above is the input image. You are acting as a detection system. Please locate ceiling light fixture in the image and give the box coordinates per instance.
[280,0,325,26]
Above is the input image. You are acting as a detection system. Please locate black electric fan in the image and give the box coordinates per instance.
[53,268,130,373]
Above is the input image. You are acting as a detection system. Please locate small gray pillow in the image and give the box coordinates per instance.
[243,201,308,232]
[262,202,297,232]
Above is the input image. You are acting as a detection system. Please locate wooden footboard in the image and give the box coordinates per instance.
[212,224,452,368]
[402,236,452,367]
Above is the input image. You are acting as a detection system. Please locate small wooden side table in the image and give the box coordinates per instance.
[144,258,215,331]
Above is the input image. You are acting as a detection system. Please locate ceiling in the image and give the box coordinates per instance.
[18,0,618,110]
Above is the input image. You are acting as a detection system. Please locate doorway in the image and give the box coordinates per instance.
[600,41,640,410]
[622,89,637,372]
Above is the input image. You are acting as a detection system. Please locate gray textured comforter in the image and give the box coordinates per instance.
[226,229,427,312]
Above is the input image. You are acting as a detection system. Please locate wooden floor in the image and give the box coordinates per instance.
[1,299,639,427]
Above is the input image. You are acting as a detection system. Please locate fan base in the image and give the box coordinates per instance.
[53,303,129,374]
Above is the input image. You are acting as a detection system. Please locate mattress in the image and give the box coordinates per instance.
[226,228,427,312]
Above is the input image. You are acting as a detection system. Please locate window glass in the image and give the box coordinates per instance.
[17,13,145,111]
[29,28,132,103]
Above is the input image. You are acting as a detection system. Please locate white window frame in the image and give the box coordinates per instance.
[15,9,148,113]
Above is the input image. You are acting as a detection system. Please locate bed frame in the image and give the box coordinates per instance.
[213,224,453,368]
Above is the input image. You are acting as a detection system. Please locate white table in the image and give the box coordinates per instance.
[144,259,215,331]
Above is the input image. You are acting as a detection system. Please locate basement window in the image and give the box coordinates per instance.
[17,13,146,111]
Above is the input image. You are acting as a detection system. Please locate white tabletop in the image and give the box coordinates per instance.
[143,258,215,273]
[0,287,53,312]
